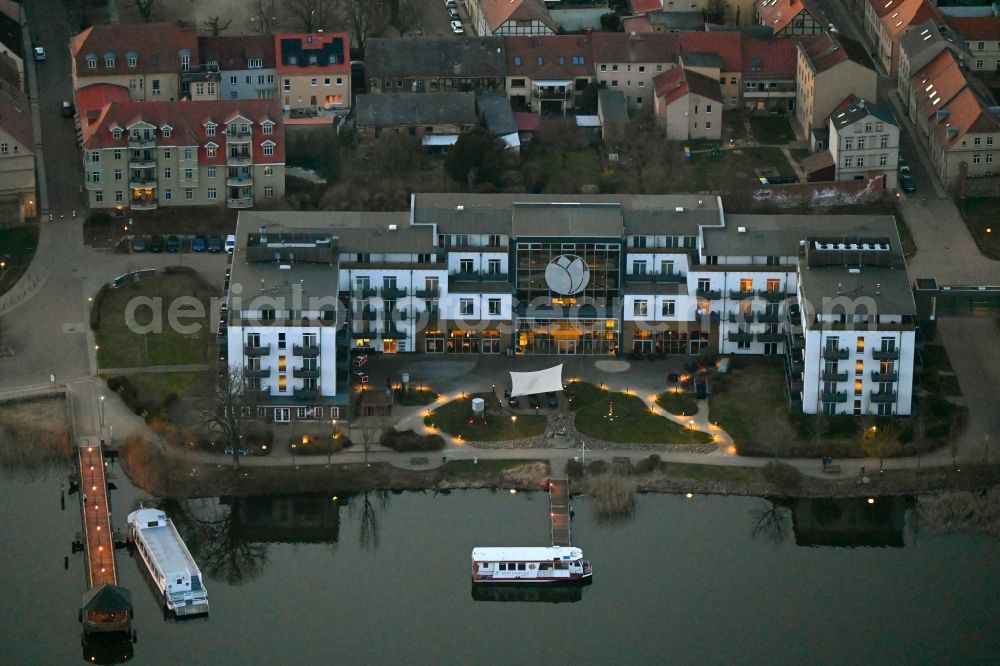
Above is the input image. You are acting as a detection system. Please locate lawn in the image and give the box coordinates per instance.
[123,371,214,405]
[95,270,215,368]
[920,345,962,398]
[748,116,796,144]
[0,226,38,296]
[523,147,605,193]
[566,381,713,445]
[394,387,439,406]
[789,148,812,161]
[921,345,954,374]
[423,393,546,442]
[658,461,757,484]
[707,359,791,453]
[655,390,699,416]
[895,211,917,257]
[688,147,794,191]
[961,197,1000,259]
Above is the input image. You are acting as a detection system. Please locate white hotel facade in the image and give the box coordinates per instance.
[225,195,917,420]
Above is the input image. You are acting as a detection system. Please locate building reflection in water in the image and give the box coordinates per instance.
[785,496,909,548]
[80,630,133,664]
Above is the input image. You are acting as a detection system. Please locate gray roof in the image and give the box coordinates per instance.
[703,214,902,257]
[356,92,477,128]
[798,259,916,317]
[365,37,507,80]
[899,20,966,74]
[478,93,517,136]
[831,98,896,130]
[512,203,624,238]
[598,89,629,123]
[681,52,723,70]
[412,193,721,236]
[650,11,706,31]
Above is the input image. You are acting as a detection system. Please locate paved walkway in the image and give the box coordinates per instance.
[99,364,211,376]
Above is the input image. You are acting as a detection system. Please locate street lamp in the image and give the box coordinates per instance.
[99,395,105,429]
[510,415,517,447]
[329,418,337,466]
[291,442,297,469]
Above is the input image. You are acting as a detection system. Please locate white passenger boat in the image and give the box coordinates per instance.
[127,508,209,617]
[471,546,593,584]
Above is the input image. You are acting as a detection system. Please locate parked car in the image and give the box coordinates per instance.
[529,395,541,409]
[165,235,181,252]
[207,235,224,253]
[149,234,164,253]
[224,234,236,253]
[899,173,917,193]
[898,156,910,174]
[450,20,464,34]
[508,397,520,408]
[192,234,207,252]
[546,392,559,408]
[33,46,46,61]
[448,8,460,20]
[61,101,74,117]
[131,235,147,253]
[444,0,457,7]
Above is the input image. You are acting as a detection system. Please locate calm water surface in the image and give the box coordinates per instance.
[1,461,998,665]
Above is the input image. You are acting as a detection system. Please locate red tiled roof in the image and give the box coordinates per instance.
[911,49,967,123]
[505,35,594,79]
[654,66,723,104]
[80,99,284,164]
[799,32,873,74]
[824,93,860,125]
[630,0,663,14]
[930,85,1000,148]
[275,33,350,74]
[199,35,276,70]
[741,36,799,77]
[590,32,678,64]
[0,79,33,151]
[880,0,940,40]
[621,15,654,34]
[943,15,1000,41]
[480,0,557,33]
[514,111,541,131]
[70,23,198,76]
[75,83,131,120]
[755,0,826,35]
[677,32,742,72]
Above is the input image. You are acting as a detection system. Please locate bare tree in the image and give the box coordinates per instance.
[342,0,389,53]
[248,0,281,35]
[203,15,234,37]
[132,0,155,22]
[204,366,263,469]
[287,0,337,33]
[751,501,789,544]
[168,499,270,585]
[358,419,380,466]
[388,0,421,37]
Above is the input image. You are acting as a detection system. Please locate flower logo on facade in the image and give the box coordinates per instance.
[545,254,590,295]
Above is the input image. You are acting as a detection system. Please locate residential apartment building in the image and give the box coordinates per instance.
[795,32,877,135]
[0,0,24,90]
[829,98,900,188]
[78,99,285,211]
[275,32,351,114]
[653,67,724,140]
[590,32,677,111]
[896,20,966,110]
[504,35,594,115]
[366,37,507,94]
[354,92,477,146]
[944,15,1000,74]
[469,0,558,37]
[69,22,198,102]
[198,35,277,100]
[741,35,799,113]
[0,76,35,220]
[755,0,827,37]
[870,0,941,75]
[226,194,916,419]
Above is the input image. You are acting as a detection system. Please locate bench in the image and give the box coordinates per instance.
[822,464,842,474]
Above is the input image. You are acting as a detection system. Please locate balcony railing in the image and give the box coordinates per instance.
[355,288,379,298]
[872,349,900,361]
[245,344,271,357]
[757,289,786,302]
[727,313,755,324]
[381,286,408,298]
[821,391,848,403]
[227,196,254,208]
[626,272,686,283]
[727,332,754,343]
[227,175,254,187]
[128,136,156,149]
[870,391,897,403]
[293,344,320,357]
[533,89,569,100]
[359,308,377,321]
[226,131,253,143]
[227,153,253,166]
[757,312,780,324]
[415,287,440,298]
[128,178,157,189]
[730,289,756,300]
[128,157,157,168]
[822,370,848,382]
[130,199,158,210]
[756,333,785,343]
[696,288,721,300]
[823,347,850,360]
[293,388,319,400]
[246,367,270,378]
[870,371,898,382]
[293,367,320,379]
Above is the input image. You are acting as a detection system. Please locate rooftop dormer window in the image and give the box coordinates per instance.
[127,52,137,68]
[206,123,217,136]
[104,53,115,68]
[86,54,97,69]
[112,128,123,139]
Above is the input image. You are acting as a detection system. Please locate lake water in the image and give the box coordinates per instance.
[2,461,998,665]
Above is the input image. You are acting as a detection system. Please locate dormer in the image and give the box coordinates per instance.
[161,124,173,138]
[205,122,217,136]
[261,120,275,136]
[111,127,123,140]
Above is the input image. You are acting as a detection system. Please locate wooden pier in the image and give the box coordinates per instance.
[548,478,572,547]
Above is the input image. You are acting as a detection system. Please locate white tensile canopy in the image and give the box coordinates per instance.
[509,365,564,398]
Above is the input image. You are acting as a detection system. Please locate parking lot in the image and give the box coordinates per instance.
[128,233,234,255]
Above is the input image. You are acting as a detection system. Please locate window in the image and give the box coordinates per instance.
[660,260,675,275]
[183,168,193,180]
[163,167,172,179]
[976,59,984,70]
[94,191,103,203]
[600,64,607,72]
[856,156,864,168]
[112,129,123,140]
[114,169,122,181]
[163,149,171,159]
[844,156,853,168]
[844,137,853,150]
[864,122,873,132]
[264,185,274,197]
[104,54,115,68]
[459,299,474,316]
[262,122,274,135]
[705,121,712,129]
[113,149,122,160]
[973,154,981,164]
[206,124,216,137]
[263,143,274,157]
[164,189,172,201]
[611,80,618,87]
[207,146,216,158]
[180,53,190,71]
[86,55,97,69]
[263,165,274,177]
[151,79,160,96]
[89,151,100,163]
[661,300,675,317]
[487,259,501,274]
[185,188,193,200]
[310,78,317,87]
[207,187,217,200]
[988,137,994,146]
[987,154,994,164]
[880,135,888,148]
[633,299,648,317]
[488,299,501,316]
[857,137,866,150]
[706,104,713,113]
[207,166,217,178]
[115,191,123,203]
[633,260,647,275]
[572,55,585,65]
[879,154,887,167]
[88,171,100,183]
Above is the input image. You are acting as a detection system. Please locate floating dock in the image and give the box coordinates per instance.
[548,478,572,547]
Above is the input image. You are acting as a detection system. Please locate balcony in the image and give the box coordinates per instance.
[128,136,156,149]
[128,156,156,168]
[415,287,440,298]
[533,88,569,100]
[227,153,253,166]
[757,289,786,302]
[358,307,377,321]
[381,286,408,298]
[227,196,254,209]
[696,288,721,300]
[293,388,320,400]
[354,288,378,299]
[245,344,271,357]
[727,313,755,324]
[227,175,254,187]
[870,371,898,382]
[757,311,780,324]
[729,289,755,300]
[756,333,785,343]
[626,272,686,284]
[821,391,848,403]
[130,199,158,210]
[822,370,848,382]
[823,347,850,360]
[246,366,270,378]
[382,325,408,339]
[226,131,253,143]
[293,344,320,357]
[870,391,897,403]
[350,329,375,339]
[727,332,754,343]
[872,349,900,361]
[293,367,320,379]
[128,178,157,190]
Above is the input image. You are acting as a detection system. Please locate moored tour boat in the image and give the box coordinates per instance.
[471,546,592,584]
[127,508,209,617]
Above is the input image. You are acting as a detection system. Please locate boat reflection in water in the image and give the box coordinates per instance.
[80,630,134,664]
[471,579,592,604]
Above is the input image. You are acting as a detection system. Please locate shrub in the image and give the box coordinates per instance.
[162,265,196,276]
[634,454,662,475]
[565,459,584,480]
[897,424,914,444]
[86,212,112,226]
[822,416,859,439]
[790,413,815,439]
[600,12,621,31]
[380,428,445,452]
[761,461,802,493]
[590,473,636,521]
[587,460,609,475]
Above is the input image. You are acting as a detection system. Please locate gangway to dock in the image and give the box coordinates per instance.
[79,437,118,589]
[548,478,572,547]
